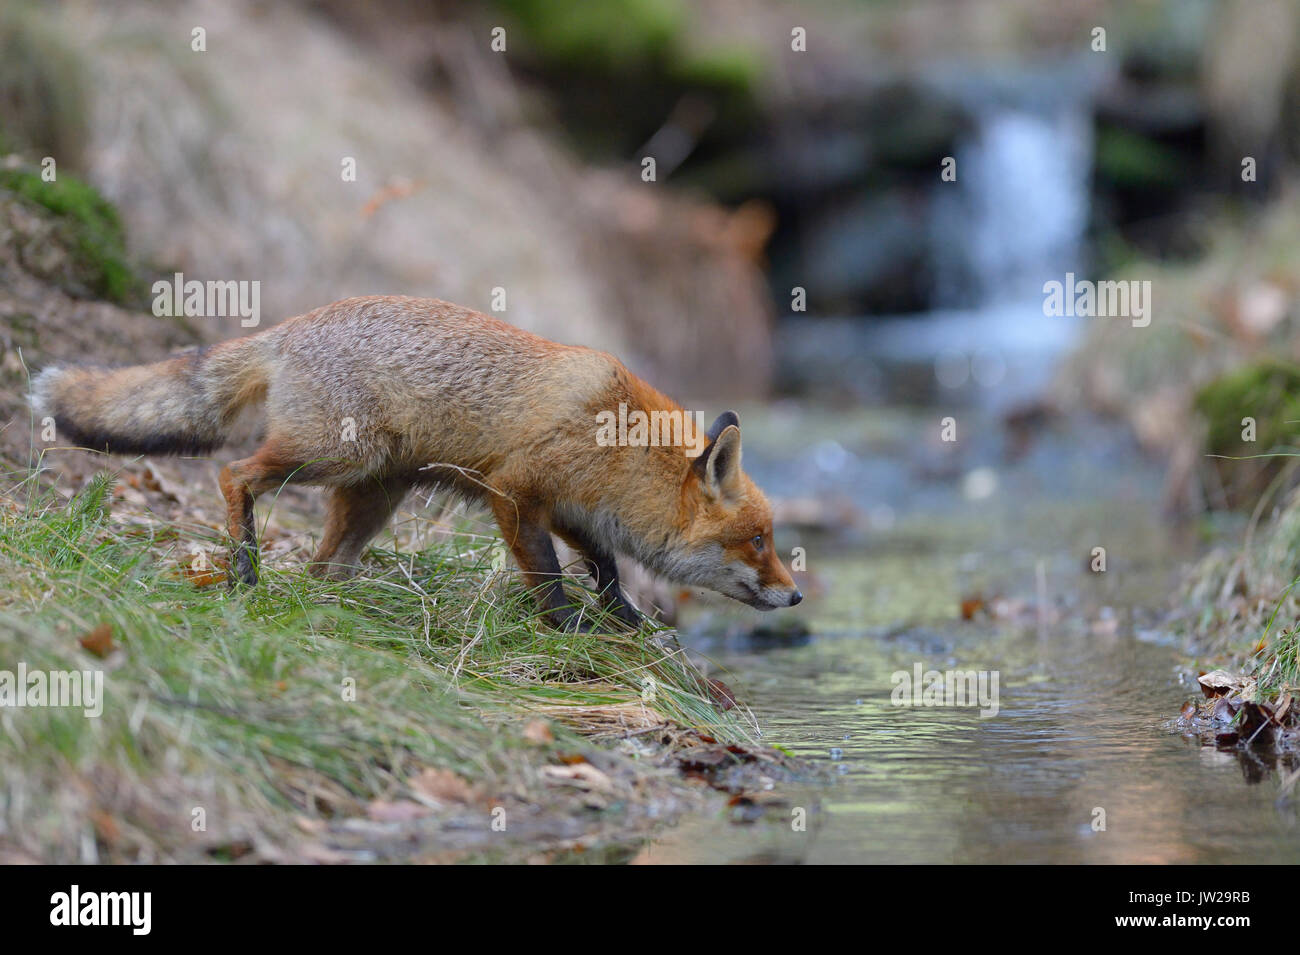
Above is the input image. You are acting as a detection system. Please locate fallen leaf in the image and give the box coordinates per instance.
[1239,701,1277,739]
[1198,669,1247,698]
[366,799,431,822]
[142,466,174,500]
[1275,692,1292,722]
[409,767,474,805]
[523,719,554,744]
[181,554,228,588]
[1210,697,1239,723]
[705,677,736,711]
[678,746,731,769]
[540,763,615,793]
[360,178,423,218]
[89,810,120,845]
[79,624,115,658]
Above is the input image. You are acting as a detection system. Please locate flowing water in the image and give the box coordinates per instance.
[637,405,1300,864]
[634,82,1298,863]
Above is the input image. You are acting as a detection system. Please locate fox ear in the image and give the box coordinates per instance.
[705,410,739,443]
[693,423,743,499]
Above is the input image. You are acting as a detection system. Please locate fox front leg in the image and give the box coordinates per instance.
[491,501,595,632]
[557,527,644,630]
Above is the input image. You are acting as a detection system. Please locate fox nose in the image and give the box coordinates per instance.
[788,589,803,606]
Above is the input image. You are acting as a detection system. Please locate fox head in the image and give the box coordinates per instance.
[678,411,802,611]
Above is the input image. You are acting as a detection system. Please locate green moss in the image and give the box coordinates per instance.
[669,45,763,93]
[486,0,766,167]
[1095,125,1188,189]
[491,0,763,106]
[494,0,683,72]
[1195,360,1300,456]
[0,163,141,304]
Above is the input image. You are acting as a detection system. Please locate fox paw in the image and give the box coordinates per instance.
[230,544,259,587]
[606,601,645,631]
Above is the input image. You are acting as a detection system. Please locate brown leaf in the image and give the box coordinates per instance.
[960,595,985,620]
[188,571,225,588]
[678,746,731,769]
[180,552,228,588]
[360,178,424,219]
[522,719,554,744]
[540,763,614,793]
[136,465,181,502]
[1210,698,1239,723]
[366,799,431,822]
[1198,669,1247,698]
[409,767,474,805]
[89,809,120,845]
[705,677,736,711]
[1275,692,1292,722]
[78,624,115,658]
[1239,702,1277,740]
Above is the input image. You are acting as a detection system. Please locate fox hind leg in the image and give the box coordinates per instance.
[219,444,313,586]
[309,476,410,580]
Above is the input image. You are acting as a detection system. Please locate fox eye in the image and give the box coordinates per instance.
[751,534,764,551]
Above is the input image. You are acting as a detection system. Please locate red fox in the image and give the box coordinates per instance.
[33,296,802,630]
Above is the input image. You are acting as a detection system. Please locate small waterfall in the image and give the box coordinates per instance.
[863,87,1098,407]
[931,107,1093,310]
[776,62,1106,406]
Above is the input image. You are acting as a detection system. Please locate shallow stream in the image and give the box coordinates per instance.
[643,404,1300,863]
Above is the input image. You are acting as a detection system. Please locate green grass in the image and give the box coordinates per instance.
[1252,623,1300,701]
[1182,482,1300,722]
[0,468,754,862]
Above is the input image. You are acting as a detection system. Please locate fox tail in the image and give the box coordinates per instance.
[31,336,270,455]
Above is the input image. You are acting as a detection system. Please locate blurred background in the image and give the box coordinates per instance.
[2,0,1297,410]
[5,0,1300,864]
